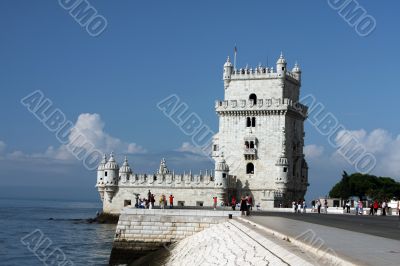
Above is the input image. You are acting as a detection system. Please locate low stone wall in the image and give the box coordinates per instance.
[109,208,241,265]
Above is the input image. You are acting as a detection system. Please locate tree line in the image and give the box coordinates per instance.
[329,171,400,200]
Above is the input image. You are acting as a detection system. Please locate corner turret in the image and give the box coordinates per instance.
[104,152,119,202]
[214,154,229,205]
[276,52,287,77]
[292,62,301,82]
[223,56,233,89]
[96,154,107,201]
[119,156,133,184]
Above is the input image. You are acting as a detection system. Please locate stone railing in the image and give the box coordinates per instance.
[215,98,308,116]
[229,68,300,82]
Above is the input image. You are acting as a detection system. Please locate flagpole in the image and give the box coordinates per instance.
[234,45,237,71]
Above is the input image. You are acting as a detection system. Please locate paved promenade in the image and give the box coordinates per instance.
[252,211,400,240]
[165,220,314,266]
[243,214,400,266]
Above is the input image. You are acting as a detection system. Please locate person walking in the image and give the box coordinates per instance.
[213,196,217,210]
[369,203,374,215]
[359,200,363,215]
[302,200,307,213]
[169,194,174,209]
[345,200,350,214]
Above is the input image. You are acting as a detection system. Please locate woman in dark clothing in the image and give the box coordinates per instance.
[240,196,247,216]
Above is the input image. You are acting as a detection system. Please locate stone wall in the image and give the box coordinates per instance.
[109,208,241,265]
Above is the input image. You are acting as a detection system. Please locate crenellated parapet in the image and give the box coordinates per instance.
[215,97,308,117]
[223,53,301,85]
[118,171,218,188]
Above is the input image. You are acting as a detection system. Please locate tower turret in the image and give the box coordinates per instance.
[119,156,133,184]
[104,152,119,202]
[223,56,233,89]
[214,154,229,205]
[292,62,301,82]
[276,52,287,76]
[96,154,107,201]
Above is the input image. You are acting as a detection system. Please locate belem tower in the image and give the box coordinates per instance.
[96,53,309,213]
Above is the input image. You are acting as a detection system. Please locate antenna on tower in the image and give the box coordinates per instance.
[234,44,237,70]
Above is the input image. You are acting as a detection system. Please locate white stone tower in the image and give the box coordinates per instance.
[213,53,309,208]
[214,154,229,205]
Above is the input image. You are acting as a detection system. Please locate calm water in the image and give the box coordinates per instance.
[0,198,116,265]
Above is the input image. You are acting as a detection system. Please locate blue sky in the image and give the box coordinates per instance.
[0,0,399,202]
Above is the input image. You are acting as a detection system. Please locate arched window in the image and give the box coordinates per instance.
[251,117,256,127]
[249,94,257,104]
[246,117,251,127]
[246,163,254,174]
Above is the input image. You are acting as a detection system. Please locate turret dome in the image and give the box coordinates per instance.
[104,152,119,170]
[119,156,132,174]
[224,56,233,67]
[276,52,286,64]
[216,155,229,171]
[292,62,301,73]
[97,154,107,171]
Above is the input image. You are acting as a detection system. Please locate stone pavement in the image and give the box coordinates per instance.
[243,215,400,266]
[165,220,313,266]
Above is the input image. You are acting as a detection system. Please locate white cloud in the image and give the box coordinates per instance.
[332,129,400,176]
[304,144,324,160]
[65,113,146,155]
[175,142,207,156]
[0,113,146,162]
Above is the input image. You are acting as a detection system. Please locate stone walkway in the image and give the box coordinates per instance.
[165,220,312,266]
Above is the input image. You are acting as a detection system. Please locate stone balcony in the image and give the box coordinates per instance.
[244,148,257,160]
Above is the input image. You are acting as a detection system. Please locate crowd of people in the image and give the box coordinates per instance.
[135,190,175,209]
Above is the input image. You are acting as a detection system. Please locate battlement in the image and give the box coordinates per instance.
[118,171,217,187]
[229,67,299,83]
[215,97,308,116]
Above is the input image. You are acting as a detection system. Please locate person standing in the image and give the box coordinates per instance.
[354,200,359,215]
[324,199,328,214]
[240,196,247,216]
[150,194,155,209]
[382,200,387,216]
[317,200,321,214]
[397,200,400,219]
[373,200,379,215]
[231,196,236,211]
[345,200,350,214]
[359,200,363,215]
[213,196,217,210]
[169,194,174,209]
[302,200,306,213]
[247,195,253,211]
[160,194,165,209]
